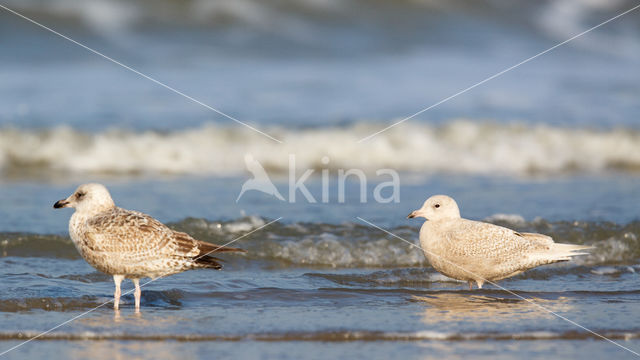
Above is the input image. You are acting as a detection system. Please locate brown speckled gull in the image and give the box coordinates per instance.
[53,183,245,310]
[408,195,592,290]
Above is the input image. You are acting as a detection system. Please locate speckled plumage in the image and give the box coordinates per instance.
[408,195,591,289]
[70,207,224,278]
[55,183,245,310]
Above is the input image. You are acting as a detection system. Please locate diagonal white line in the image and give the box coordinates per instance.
[0,217,282,358]
[356,216,640,357]
[0,3,283,144]
[357,3,640,143]
[188,217,281,263]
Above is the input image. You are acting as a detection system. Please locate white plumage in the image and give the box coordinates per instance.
[408,195,591,289]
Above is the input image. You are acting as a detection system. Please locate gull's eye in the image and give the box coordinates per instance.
[76,192,85,199]
[434,204,440,208]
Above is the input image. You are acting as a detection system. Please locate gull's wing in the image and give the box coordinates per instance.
[84,208,244,267]
[443,219,551,262]
[444,219,589,271]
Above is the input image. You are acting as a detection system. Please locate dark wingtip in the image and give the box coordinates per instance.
[195,254,224,270]
[213,246,247,254]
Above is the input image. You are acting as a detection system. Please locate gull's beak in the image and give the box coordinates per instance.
[53,199,70,209]
[408,209,427,219]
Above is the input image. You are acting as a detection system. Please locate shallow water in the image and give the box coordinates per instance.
[2,0,640,358]
[1,176,640,359]
[2,260,640,359]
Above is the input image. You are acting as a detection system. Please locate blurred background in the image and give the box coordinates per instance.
[2,2,640,359]
[0,0,639,229]
[1,0,639,128]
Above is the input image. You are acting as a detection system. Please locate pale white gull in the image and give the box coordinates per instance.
[53,183,245,310]
[408,195,592,289]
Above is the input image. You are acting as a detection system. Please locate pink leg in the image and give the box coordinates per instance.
[113,275,124,310]
[468,280,473,290]
[133,278,141,311]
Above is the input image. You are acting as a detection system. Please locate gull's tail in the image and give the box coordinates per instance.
[193,240,247,270]
[529,243,593,264]
[547,243,594,261]
[196,240,247,254]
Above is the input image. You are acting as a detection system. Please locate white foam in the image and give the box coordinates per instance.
[2,121,640,177]
[260,235,426,267]
[590,266,619,275]
[484,213,527,226]
[580,236,636,265]
[536,0,640,59]
[223,216,266,233]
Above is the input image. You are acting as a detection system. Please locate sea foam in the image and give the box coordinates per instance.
[2,121,640,177]
[4,217,638,268]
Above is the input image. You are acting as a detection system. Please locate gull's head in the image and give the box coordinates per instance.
[407,195,460,221]
[53,183,115,214]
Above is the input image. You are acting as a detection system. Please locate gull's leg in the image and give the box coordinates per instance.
[113,275,125,310]
[476,280,484,289]
[467,280,473,290]
[132,278,141,311]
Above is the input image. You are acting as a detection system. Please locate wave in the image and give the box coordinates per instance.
[3,284,640,313]
[2,121,640,177]
[2,216,639,267]
[4,0,638,50]
[0,329,638,342]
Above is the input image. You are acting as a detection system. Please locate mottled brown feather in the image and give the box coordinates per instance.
[70,207,246,278]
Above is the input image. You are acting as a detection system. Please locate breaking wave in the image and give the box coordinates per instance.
[2,121,640,177]
[4,0,638,57]
[2,216,639,267]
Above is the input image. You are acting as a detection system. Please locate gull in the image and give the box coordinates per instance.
[54,183,245,310]
[408,195,591,289]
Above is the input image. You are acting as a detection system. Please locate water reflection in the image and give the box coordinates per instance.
[414,292,573,324]
[67,341,195,360]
